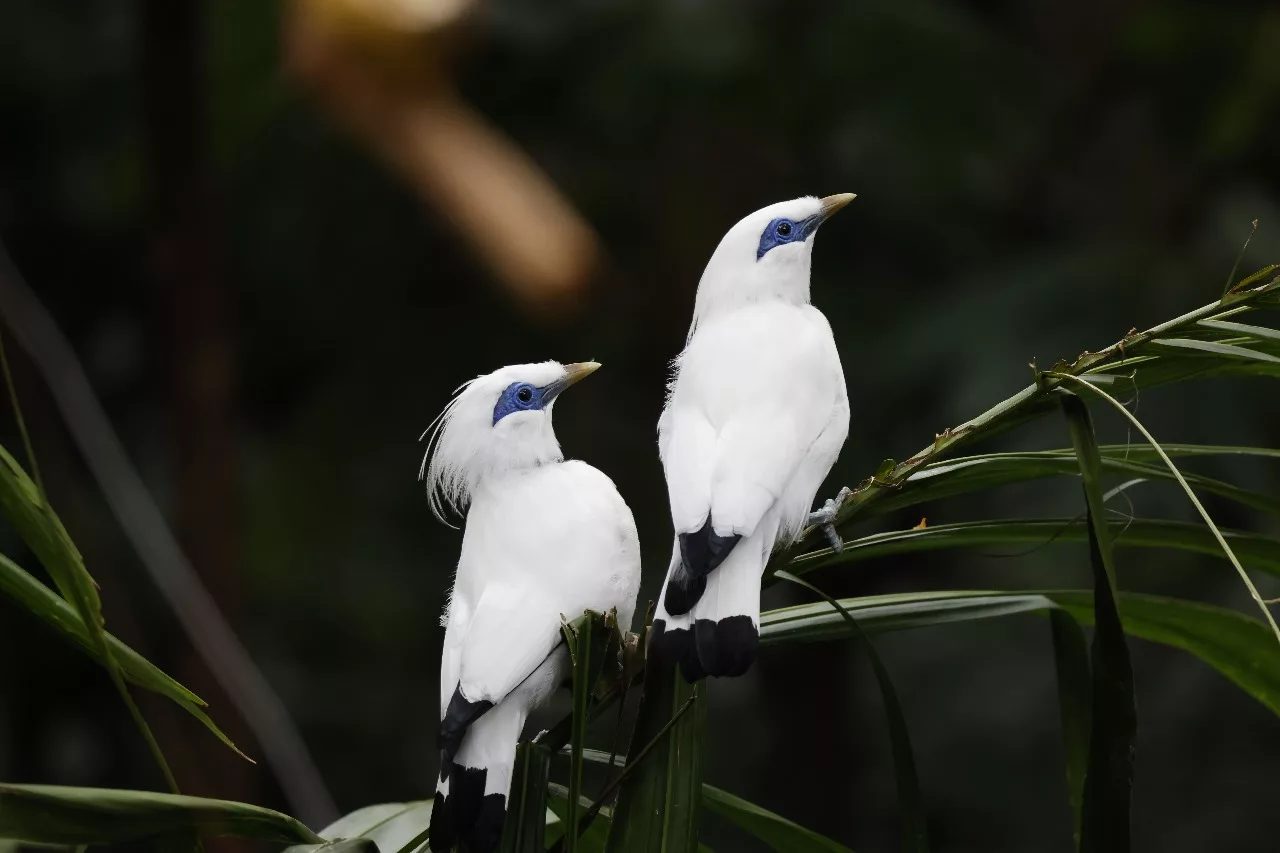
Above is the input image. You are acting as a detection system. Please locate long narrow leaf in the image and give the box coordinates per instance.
[501,743,552,853]
[1061,391,1136,853]
[283,840,376,853]
[1053,374,1280,645]
[1151,338,1280,364]
[774,571,927,852]
[875,451,1280,516]
[0,445,101,625]
[282,802,433,853]
[1085,352,1280,391]
[0,440,179,788]
[561,616,591,853]
[0,785,322,845]
[606,654,705,853]
[575,752,844,853]
[763,592,1062,643]
[0,341,181,788]
[701,786,852,853]
[1049,611,1090,848]
[787,518,1280,579]
[555,611,620,851]
[319,802,429,840]
[760,590,1280,715]
[1197,318,1280,343]
[0,551,247,759]
[547,785,611,852]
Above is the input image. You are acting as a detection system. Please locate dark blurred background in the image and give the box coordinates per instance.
[1,1,1279,850]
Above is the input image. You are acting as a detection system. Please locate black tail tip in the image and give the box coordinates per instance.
[467,793,507,852]
[649,618,706,682]
[693,615,759,678]
[439,688,494,770]
[662,567,707,617]
[428,789,455,852]
[651,617,758,680]
[429,766,508,853]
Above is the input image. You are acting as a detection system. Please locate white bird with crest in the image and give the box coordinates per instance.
[421,361,641,852]
[652,194,854,681]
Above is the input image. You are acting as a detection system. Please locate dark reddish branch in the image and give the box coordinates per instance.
[140,0,251,812]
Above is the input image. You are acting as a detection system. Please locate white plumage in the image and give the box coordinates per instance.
[653,195,852,680]
[423,361,641,852]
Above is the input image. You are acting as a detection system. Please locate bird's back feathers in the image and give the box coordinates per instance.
[655,297,848,678]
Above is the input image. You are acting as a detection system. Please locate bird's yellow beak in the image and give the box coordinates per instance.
[545,361,601,401]
[819,193,857,219]
[562,361,601,386]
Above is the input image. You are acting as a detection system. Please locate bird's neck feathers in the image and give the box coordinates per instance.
[686,196,835,339]
[688,246,812,337]
[422,392,563,522]
[686,222,814,338]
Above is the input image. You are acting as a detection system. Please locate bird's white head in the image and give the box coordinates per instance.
[419,360,600,521]
[689,193,855,335]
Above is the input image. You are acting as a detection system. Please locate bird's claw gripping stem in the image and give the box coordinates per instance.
[807,486,853,553]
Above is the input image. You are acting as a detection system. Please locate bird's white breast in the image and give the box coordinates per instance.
[454,461,640,627]
[659,301,848,539]
[668,302,845,426]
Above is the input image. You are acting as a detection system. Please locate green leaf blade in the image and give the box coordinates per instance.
[876,450,1280,517]
[605,655,705,853]
[701,786,852,853]
[1049,611,1090,848]
[787,519,1280,580]
[0,442,179,786]
[1149,337,1280,364]
[760,590,1280,716]
[0,785,322,845]
[773,571,927,852]
[0,552,248,760]
[500,743,551,853]
[1060,391,1136,853]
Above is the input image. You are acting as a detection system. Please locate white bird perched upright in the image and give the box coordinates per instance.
[421,361,641,852]
[652,194,854,681]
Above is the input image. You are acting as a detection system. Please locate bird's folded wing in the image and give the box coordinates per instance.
[664,388,840,540]
[457,582,564,705]
[660,406,716,534]
[662,309,845,540]
[708,407,813,536]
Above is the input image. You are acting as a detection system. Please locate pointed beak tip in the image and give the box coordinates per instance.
[564,361,601,384]
[820,192,857,218]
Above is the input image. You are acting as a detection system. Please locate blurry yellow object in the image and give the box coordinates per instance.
[286,0,600,320]
[297,0,472,88]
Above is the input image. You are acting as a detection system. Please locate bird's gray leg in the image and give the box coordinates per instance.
[807,486,853,552]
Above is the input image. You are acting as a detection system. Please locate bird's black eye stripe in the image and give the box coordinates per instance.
[776,221,792,237]
[516,385,533,403]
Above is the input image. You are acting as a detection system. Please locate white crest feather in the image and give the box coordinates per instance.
[419,377,478,525]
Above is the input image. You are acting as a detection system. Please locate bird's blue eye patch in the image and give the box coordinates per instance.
[757,214,824,260]
[493,381,547,425]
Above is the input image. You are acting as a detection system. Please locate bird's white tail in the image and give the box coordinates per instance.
[429,701,527,853]
[652,534,766,680]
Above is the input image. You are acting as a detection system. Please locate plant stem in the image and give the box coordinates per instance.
[780,269,1280,561]
[0,331,45,498]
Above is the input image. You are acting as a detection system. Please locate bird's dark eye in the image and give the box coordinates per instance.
[776,221,792,238]
[516,385,534,404]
